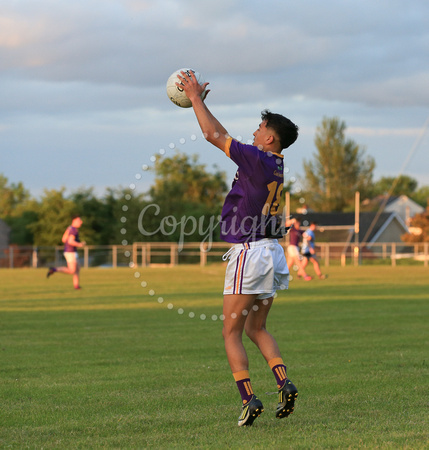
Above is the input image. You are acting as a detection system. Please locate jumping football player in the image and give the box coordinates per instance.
[178,71,298,427]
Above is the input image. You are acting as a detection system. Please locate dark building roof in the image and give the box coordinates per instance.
[293,212,407,243]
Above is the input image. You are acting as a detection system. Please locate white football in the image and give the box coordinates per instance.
[166,68,206,108]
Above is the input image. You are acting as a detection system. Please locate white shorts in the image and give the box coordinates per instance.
[287,245,302,259]
[223,238,289,300]
[64,252,78,264]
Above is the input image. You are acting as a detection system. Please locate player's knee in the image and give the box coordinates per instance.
[222,324,243,342]
[244,327,255,341]
[245,325,263,342]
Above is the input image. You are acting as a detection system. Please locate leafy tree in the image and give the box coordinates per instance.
[1,153,229,248]
[367,175,429,209]
[371,175,418,197]
[1,174,40,244]
[141,152,228,243]
[69,188,102,244]
[411,185,429,208]
[402,206,429,243]
[69,187,129,245]
[150,152,227,209]
[0,174,31,218]
[107,187,147,245]
[5,211,38,245]
[28,189,78,246]
[302,117,375,212]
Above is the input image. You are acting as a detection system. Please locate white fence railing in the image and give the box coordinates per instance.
[1,242,428,269]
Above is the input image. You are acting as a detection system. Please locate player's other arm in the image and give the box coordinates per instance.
[177,71,229,152]
[68,235,86,247]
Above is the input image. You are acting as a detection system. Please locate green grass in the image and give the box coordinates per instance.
[0,265,428,449]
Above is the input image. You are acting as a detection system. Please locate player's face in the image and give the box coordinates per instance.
[252,120,270,149]
[72,217,83,228]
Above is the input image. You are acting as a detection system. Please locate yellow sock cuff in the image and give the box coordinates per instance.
[268,357,284,370]
[233,370,250,382]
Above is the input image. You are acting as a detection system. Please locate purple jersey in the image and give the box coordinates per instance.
[220,138,284,243]
[64,227,79,252]
[289,226,303,246]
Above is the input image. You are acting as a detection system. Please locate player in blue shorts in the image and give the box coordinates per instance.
[179,71,298,427]
[301,222,327,280]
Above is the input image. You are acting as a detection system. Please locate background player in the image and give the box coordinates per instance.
[301,221,327,280]
[286,217,312,281]
[178,71,298,427]
[47,215,86,289]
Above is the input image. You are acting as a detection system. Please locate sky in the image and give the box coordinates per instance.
[1,0,429,201]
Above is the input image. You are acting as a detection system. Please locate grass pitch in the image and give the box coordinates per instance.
[0,265,428,449]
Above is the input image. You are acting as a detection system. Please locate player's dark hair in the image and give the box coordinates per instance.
[261,109,299,149]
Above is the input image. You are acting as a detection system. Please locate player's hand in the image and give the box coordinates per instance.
[177,70,210,103]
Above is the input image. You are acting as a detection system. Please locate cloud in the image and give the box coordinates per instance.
[348,127,423,138]
[1,0,428,105]
[1,0,428,195]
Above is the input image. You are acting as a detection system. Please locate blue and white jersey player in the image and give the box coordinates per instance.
[301,222,327,280]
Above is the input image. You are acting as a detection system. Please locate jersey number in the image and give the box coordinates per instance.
[262,181,283,216]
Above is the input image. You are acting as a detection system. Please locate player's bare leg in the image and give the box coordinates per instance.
[245,295,298,419]
[223,293,264,426]
[310,256,326,279]
[293,256,310,279]
[222,293,258,372]
[301,257,309,271]
[300,256,311,278]
[52,261,81,289]
[244,296,282,362]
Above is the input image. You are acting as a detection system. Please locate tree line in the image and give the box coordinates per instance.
[1,117,428,246]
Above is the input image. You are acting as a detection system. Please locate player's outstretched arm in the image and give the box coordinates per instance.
[177,71,229,152]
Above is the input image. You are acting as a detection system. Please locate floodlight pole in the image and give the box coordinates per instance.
[354,191,360,266]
